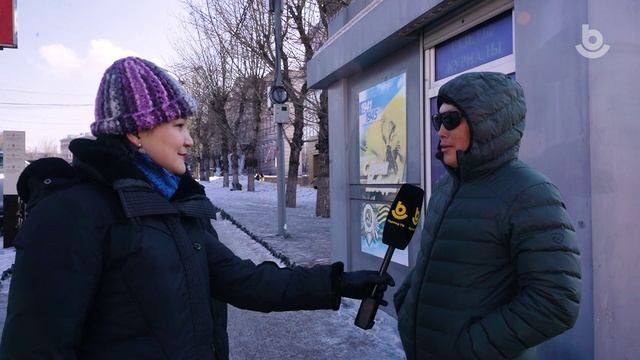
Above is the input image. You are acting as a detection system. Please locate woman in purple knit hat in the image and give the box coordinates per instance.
[0,57,393,360]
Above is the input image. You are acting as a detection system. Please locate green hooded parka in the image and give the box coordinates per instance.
[394,72,581,360]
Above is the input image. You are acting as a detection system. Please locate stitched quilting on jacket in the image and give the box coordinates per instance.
[394,73,581,360]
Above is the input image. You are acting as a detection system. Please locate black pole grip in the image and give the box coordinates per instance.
[354,246,395,330]
[354,296,380,329]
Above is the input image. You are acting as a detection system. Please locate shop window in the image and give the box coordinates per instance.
[434,11,513,81]
[424,8,515,192]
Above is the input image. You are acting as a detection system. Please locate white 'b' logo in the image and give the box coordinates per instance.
[576,24,610,59]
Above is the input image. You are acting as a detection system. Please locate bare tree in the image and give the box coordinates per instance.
[230,74,267,191]
[272,0,348,212]
[177,0,349,213]
[175,0,243,188]
[176,66,215,181]
[32,140,59,158]
[222,0,319,207]
[207,0,308,206]
[214,1,271,191]
[309,0,352,216]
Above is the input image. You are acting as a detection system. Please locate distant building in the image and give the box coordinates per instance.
[255,108,295,176]
[60,133,95,162]
[239,71,317,178]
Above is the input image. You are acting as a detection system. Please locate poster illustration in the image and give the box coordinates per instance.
[360,203,409,266]
[359,73,407,191]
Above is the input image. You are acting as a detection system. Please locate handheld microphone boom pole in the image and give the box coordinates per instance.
[355,184,424,330]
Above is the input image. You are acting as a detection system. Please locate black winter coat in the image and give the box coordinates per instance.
[394,73,581,360]
[0,137,341,360]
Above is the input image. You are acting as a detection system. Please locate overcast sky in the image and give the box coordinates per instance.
[0,0,187,150]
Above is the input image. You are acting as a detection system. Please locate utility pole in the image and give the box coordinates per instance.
[269,0,289,237]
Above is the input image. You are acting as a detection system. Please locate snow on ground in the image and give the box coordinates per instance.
[203,176,332,267]
[214,218,405,359]
[206,177,405,358]
[0,244,16,340]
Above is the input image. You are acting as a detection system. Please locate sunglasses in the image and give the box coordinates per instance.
[431,111,462,131]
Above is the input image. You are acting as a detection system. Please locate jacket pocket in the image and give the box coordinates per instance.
[453,316,481,359]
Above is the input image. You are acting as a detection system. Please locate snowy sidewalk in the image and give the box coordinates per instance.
[202,177,332,267]
[0,244,16,341]
[214,218,405,359]
[205,178,406,358]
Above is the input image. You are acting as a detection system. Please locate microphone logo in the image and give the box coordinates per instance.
[391,201,408,220]
[412,208,420,226]
[576,24,610,59]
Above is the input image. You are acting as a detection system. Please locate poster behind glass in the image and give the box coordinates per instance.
[360,203,409,266]
[358,73,407,196]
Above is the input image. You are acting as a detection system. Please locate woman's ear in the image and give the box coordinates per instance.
[125,133,140,147]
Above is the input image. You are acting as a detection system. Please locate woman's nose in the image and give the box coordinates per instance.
[184,132,194,147]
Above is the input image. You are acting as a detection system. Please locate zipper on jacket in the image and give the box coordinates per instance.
[411,178,460,357]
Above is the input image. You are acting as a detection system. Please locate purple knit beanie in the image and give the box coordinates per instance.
[90,56,197,136]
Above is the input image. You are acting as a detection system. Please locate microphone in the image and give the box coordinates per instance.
[354,183,424,330]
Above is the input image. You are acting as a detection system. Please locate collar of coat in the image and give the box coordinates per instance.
[18,137,216,219]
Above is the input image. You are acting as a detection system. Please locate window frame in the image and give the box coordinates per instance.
[422,3,516,198]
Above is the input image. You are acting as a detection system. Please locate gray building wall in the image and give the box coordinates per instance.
[587,1,640,358]
[328,0,373,37]
[516,1,640,357]
[346,42,422,313]
[514,1,593,358]
[312,0,640,358]
[328,79,350,265]
[308,0,444,88]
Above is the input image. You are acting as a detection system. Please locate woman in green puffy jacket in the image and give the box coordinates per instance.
[394,72,581,360]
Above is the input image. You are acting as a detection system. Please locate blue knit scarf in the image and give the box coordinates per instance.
[133,152,181,199]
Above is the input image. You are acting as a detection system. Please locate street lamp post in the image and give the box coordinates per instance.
[269,0,288,237]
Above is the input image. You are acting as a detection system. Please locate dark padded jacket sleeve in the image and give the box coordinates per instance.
[455,183,581,359]
[204,229,341,312]
[0,192,104,359]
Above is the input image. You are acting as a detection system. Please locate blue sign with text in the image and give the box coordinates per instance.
[435,11,513,81]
